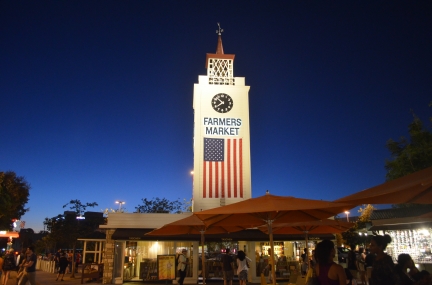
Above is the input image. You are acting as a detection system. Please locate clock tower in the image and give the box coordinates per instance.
[192,24,251,211]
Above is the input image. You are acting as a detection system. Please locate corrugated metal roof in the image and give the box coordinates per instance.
[370,205,432,220]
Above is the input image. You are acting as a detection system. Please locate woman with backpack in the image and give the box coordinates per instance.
[1,248,16,285]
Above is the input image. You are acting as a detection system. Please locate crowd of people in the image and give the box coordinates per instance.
[176,248,252,285]
[175,236,431,285]
[0,246,37,285]
[0,247,83,285]
[308,235,431,285]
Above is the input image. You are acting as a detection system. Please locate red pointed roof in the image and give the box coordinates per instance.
[205,29,235,68]
[216,35,224,54]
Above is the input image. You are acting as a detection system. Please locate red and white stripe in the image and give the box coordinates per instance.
[203,138,243,198]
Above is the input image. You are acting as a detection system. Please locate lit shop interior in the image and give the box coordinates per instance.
[113,238,322,282]
[382,228,432,265]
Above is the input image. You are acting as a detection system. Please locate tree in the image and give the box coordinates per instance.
[47,200,101,278]
[34,234,56,255]
[341,204,375,247]
[135,197,185,213]
[63,199,98,216]
[0,171,31,230]
[385,105,432,207]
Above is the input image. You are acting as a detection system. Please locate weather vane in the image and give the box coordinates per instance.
[216,22,223,35]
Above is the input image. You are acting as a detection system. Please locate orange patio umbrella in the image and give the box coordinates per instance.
[263,219,353,235]
[194,192,353,285]
[258,219,353,265]
[335,166,432,205]
[146,214,247,285]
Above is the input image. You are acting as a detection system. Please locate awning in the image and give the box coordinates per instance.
[369,215,432,231]
[112,229,154,240]
[111,228,334,241]
[369,221,432,231]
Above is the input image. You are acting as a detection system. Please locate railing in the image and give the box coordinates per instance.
[37,260,56,273]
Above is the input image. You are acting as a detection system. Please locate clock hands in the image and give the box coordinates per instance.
[212,93,233,113]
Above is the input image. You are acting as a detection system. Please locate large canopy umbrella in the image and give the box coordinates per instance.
[261,219,353,235]
[146,214,247,285]
[335,166,432,205]
[258,219,353,264]
[194,193,353,285]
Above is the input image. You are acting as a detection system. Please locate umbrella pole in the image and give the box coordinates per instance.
[200,230,206,285]
[267,220,276,285]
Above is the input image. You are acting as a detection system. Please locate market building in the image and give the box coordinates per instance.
[98,212,333,284]
[93,27,334,284]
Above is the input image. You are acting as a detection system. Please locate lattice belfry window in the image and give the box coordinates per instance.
[208,58,235,85]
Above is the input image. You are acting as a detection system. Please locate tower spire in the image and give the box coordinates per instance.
[206,23,235,84]
[215,23,224,54]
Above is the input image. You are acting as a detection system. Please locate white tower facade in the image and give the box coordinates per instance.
[192,26,251,211]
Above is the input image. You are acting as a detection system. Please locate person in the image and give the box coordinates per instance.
[16,255,26,285]
[18,245,37,285]
[314,239,346,285]
[347,245,357,272]
[356,247,366,285]
[395,254,418,285]
[301,248,309,277]
[222,248,234,285]
[263,248,277,283]
[177,249,188,285]
[54,249,61,273]
[236,250,251,285]
[56,252,69,281]
[344,268,354,285]
[75,251,81,273]
[364,248,375,285]
[364,248,375,267]
[369,234,400,285]
[310,249,316,269]
[416,270,431,285]
[67,250,73,274]
[2,248,16,285]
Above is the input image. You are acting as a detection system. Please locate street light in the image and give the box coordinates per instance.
[344,211,350,222]
[115,200,125,211]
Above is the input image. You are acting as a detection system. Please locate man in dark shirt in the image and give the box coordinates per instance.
[18,245,37,285]
[222,248,234,285]
[54,248,61,273]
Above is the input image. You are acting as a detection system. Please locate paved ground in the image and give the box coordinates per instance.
[4,269,295,285]
[2,270,190,285]
[4,269,86,285]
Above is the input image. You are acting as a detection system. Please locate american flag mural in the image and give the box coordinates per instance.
[203,137,243,198]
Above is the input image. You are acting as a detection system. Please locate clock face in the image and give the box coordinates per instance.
[211,93,233,113]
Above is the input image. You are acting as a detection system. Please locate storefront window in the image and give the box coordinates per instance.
[113,241,125,280]
[202,241,239,280]
[121,241,195,281]
[254,241,316,279]
[387,228,432,264]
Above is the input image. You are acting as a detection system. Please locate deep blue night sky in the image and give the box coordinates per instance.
[1,1,431,231]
